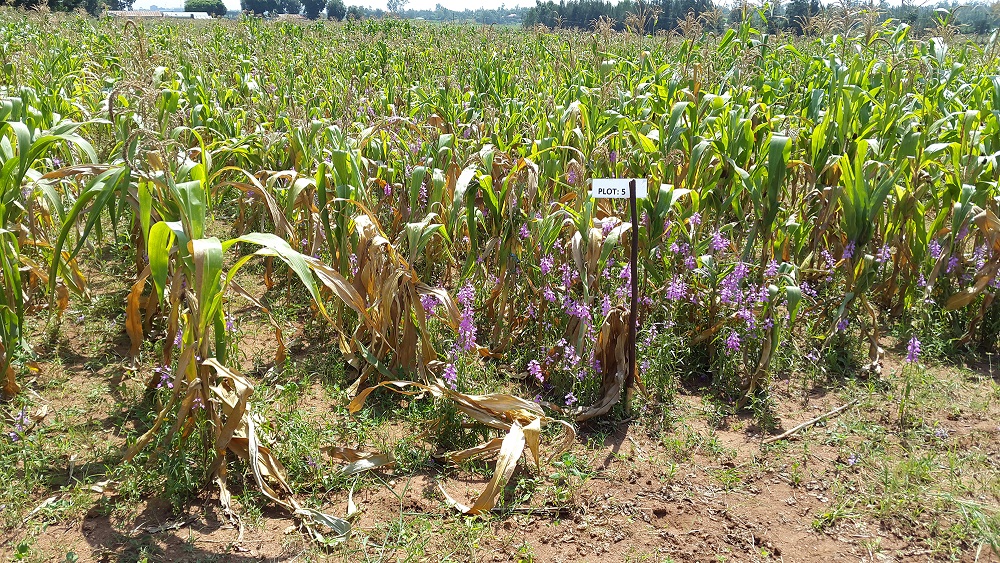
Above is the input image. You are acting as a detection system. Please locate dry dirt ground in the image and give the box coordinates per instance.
[2,267,999,563]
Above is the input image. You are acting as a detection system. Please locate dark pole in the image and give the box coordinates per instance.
[625,179,638,407]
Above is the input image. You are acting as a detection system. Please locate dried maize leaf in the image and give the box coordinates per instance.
[215,176,293,239]
[1,348,18,398]
[322,446,396,476]
[523,417,541,468]
[946,257,1000,310]
[571,309,628,421]
[126,265,151,358]
[336,453,395,477]
[439,421,525,515]
[445,437,505,464]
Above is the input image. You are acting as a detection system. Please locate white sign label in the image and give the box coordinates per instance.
[591,178,648,199]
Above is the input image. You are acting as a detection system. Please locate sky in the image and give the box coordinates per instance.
[136,0,536,13]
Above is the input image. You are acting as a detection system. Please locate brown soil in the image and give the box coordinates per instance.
[9,380,999,562]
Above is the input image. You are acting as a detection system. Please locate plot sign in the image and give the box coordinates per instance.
[591,178,647,199]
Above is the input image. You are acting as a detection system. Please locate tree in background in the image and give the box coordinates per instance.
[326,0,345,19]
[279,0,301,13]
[105,0,136,10]
[345,4,364,19]
[302,0,323,18]
[8,0,101,14]
[386,0,406,13]
[785,0,820,34]
[241,0,277,13]
[185,0,227,15]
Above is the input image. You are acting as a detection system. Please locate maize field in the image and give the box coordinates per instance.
[1,8,999,561]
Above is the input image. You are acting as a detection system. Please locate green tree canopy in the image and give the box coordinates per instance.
[185,0,227,16]
[8,0,100,14]
[240,0,278,15]
[325,0,345,20]
[279,0,301,14]
[302,0,323,18]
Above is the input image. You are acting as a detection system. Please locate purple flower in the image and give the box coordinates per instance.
[643,324,659,346]
[806,350,820,362]
[821,249,835,270]
[732,262,749,282]
[602,217,620,236]
[7,410,27,442]
[934,426,949,439]
[457,283,475,307]
[847,453,858,466]
[383,183,392,197]
[929,239,942,259]
[689,212,702,227]
[725,330,740,351]
[519,224,530,239]
[528,360,542,383]
[564,392,577,406]
[420,294,439,316]
[957,225,969,240]
[665,276,687,301]
[543,286,556,302]
[876,244,891,263]
[560,263,577,289]
[800,282,817,300]
[566,168,579,185]
[764,260,778,277]
[457,283,477,352]
[563,297,592,325]
[836,318,849,332]
[601,295,612,316]
[946,256,959,273]
[906,335,921,363]
[458,314,477,351]
[710,230,728,252]
[155,365,173,389]
[684,255,697,270]
[842,241,855,261]
[540,255,554,275]
[173,329,182,347]
[619,264,632,285]
[192,397,204,410]
[562,343,579,366]
[754,284,770,304]
[720,265,747,306]
[973,245,987,269]
[443,363,458,389]
[609,150,618,164]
